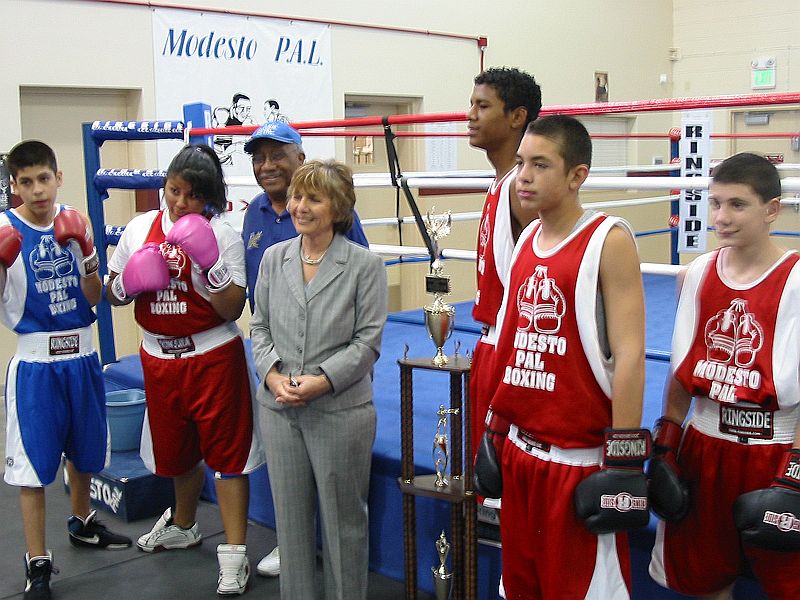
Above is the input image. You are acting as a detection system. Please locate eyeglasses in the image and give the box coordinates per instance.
[252,150,293,165]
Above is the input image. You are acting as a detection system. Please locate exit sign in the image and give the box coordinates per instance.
[751,57,776,90]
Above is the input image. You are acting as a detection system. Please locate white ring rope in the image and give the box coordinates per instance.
[359,195,680,228]
[370,243,681,276]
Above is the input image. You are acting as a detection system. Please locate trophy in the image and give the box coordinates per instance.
[423,208,455,367]
[433,404,459,488]
[431,530,453,600]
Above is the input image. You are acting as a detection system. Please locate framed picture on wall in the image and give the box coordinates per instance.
[595,71,609,103]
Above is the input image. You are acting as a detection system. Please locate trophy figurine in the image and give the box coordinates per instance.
[432,404,459,488]
[423,208,455,367]
[431,530,453,600]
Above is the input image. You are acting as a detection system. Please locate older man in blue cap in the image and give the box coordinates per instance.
[241,122,369,578]
[242,122,369,313]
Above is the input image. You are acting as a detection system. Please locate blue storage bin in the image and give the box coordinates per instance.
[105,389,146,452]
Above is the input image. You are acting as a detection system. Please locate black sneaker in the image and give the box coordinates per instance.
[24,552,55,600]
[68,510,132,550]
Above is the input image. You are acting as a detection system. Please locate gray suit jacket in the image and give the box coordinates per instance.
[250,233,388,411]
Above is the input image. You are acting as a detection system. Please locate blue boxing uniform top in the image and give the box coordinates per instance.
[0,204,96,333]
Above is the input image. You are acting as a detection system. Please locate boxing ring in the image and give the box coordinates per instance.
[85,93,800,600]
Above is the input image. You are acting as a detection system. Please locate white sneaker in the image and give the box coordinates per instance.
[217,544,249,596]
[256,546,280,577]
[136,507,202,553]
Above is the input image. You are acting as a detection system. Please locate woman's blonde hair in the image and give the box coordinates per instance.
[288,159,356,234]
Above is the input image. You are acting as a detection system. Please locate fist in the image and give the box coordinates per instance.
[647,418,689,522]
[574,428,651,534]
[734,449,800,551]
[0,225,22,269]
[473,410,509,499]
[166,213,231,291]
[111,243,169,302]
[54,208,98,277]
[166,213,219,271]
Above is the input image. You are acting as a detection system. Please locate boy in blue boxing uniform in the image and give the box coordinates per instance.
[2,141,131,600]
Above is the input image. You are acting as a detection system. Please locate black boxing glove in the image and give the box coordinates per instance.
[473,409,509,499]
[734,448,800,552]
[574,428,651,534]
[647,417,689,522]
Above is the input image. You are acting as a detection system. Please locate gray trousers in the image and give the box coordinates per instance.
[260,401,376,600]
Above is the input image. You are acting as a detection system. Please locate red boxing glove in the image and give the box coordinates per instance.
[0,225,22,269]
[166,213,231,292]
[54,208,98,277]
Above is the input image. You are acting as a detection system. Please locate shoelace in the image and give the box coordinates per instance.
[28,564,59,588]
[219,565,245,585]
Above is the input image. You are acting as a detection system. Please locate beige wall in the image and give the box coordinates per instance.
[0,0,798,371]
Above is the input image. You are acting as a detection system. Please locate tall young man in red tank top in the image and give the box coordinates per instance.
[467,68,541,497]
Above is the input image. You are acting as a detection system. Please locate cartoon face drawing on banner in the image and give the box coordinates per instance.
[30,236,73,280]
[263,98,290,124]
[477,211,490,275]
[516,265,566,334]
[704,298,763,368]
[159,242,187,279]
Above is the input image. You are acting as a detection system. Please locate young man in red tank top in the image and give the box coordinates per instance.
[467,68,541,498]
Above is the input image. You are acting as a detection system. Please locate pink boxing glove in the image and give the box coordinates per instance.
[166,213,231,292]
[54,208,99,277]
[110,243,170,303]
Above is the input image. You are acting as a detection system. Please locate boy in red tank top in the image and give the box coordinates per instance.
[648,153,800,599]
[475,115,648,600]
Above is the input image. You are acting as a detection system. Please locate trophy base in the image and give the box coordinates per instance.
[432,348,449,367]
[432,568,453,600]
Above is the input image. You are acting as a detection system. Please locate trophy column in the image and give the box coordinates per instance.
[397,356,477,600]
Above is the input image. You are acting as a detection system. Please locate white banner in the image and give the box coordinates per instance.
[152,8,334,230]
[678,110,713,253]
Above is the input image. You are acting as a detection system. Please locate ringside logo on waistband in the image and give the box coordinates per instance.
[719,405,773,440]
[157,336,195,357]
[517,429,551,453]
[49,334,80,356]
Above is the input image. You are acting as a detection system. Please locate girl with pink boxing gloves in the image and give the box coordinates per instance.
[106,144,263,596]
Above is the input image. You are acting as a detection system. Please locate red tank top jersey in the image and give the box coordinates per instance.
[473,167,517,327]
[490,213,622,448]
[134,211,225,336]
[673,249,800,410]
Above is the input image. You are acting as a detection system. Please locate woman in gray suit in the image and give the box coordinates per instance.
[250,159,387,600]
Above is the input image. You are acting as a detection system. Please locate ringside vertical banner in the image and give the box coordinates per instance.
[152,8,333,231]
[678,110,713,253]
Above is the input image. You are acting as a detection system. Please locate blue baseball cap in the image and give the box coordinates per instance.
[244,122,302,153]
